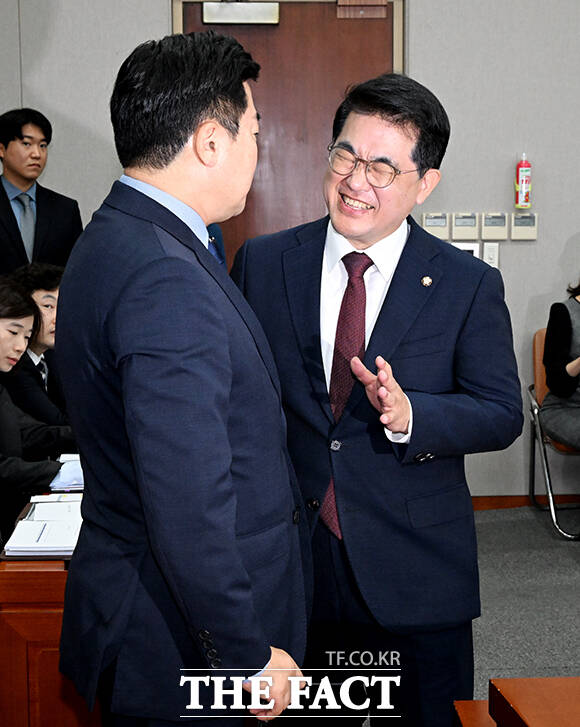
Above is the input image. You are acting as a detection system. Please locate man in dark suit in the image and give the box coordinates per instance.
[0,108,82,275]
[56,31,309,727]
[232,74,523,726]
[0,263,68,425]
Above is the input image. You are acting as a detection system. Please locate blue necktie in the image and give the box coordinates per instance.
[208,236,225,266]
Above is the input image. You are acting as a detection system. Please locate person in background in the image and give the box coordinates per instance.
[232,72,522,727]
[0,263,68,425]
[0,279,80,545]
[0,108,82,275]
[539,276,580,448]
[207,222,226,266]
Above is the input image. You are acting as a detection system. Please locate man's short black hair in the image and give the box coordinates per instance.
[331,73,450,175]
[110,30,260,170]
[10,263,64,294]
[0,108,52,148]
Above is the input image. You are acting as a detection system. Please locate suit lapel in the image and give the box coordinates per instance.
[104,182,282,398]
[283,218,334,425]
[33,184,50,258]
[344,217,444,420]
[0,182,28,264]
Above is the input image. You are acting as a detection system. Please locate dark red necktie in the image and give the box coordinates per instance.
[320,251,373,539]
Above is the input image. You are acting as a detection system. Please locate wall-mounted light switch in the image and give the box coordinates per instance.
[483,242,499,268]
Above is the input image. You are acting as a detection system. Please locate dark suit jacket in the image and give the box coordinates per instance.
[56,182,310,719]
[0,383,74,544]
[232,215,523,631]
[0,350,69,425]
[0,181,83,274]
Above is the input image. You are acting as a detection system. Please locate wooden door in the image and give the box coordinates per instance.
[181,2,395,267]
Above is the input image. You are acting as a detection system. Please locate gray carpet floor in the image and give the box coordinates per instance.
[473,505,580,698]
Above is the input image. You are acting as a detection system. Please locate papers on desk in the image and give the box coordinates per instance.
[3,494,82,558]
[50,454,84,492]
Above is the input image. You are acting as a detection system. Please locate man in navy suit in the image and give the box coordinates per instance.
[56,32,309,726]
[0,108,82,275]
[232,74,522,726]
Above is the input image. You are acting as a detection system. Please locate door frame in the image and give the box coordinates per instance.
[171,0,405,72]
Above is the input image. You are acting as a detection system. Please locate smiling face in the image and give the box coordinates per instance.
[323,112,440,249]
[30,288,58,354]
[0,316,34,372]
[0,123,48,191]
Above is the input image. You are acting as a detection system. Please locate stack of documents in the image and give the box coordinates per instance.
[50,453,84,492]
[3,494,82,558]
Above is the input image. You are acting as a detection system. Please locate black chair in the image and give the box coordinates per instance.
[528,327,580,540]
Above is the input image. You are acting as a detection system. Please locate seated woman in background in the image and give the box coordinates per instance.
[539,276,580,449]
[0,279,80,545]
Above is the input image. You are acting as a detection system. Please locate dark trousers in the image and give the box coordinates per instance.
[285,524,473,727]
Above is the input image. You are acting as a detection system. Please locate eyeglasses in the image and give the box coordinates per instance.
[327,144,420,189]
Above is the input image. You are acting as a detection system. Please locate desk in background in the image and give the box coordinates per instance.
[0,559,99,727]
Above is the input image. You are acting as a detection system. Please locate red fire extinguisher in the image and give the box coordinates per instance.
[515,153,532,208]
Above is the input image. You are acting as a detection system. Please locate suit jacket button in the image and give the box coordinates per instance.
[426,453,435,460]
[201,639,214,649]
[210,658,222,668]
[330,440,342,451]
[198,629,211,640]
[293,507,300,524]
[414,453,426,463]
[206,649,218,659]
[306,498,320,511]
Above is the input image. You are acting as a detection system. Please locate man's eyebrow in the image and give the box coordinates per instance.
[21,134,47,143]
[38,293,57,302]
[334,140,396,166]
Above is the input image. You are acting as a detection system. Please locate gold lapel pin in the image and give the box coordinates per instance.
[421,276,433,287]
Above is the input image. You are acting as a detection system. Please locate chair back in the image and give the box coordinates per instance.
[533,328,548,406]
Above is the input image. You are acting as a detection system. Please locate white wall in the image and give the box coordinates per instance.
[2,0,578,495]
[407,0,580,494]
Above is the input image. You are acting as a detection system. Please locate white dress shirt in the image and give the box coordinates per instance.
[320,218,413,443]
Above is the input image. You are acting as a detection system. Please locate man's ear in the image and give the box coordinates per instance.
[193,120,223,168]
[415,168,441,205]
[0,143,5,161]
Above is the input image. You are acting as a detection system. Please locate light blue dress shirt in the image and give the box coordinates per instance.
[119,174,209,249]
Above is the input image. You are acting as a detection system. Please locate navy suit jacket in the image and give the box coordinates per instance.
[232,215,523,631]
[56,182,310,719]
[0,181,82,274]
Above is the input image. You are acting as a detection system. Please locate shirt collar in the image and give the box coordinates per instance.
[324,217,409,282]
[119,174,209,247]
[1,175,37,202]
[26,349,43,366]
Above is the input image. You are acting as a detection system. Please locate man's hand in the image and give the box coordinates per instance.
[243,646,304,721]
[351,355,410,434]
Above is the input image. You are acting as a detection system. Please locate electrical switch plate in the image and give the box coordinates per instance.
[511,212,538,240]
[483,242,499,268]
[481,213,508,240]
[421,212,449,240]
[451,212,478,240]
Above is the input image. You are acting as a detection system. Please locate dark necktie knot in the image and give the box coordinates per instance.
[342,251,373,280]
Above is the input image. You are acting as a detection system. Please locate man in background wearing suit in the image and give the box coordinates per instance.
[0,108,82,275]
[232,74,523,726]
[0,263,68,425]
[56,31,309,727]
